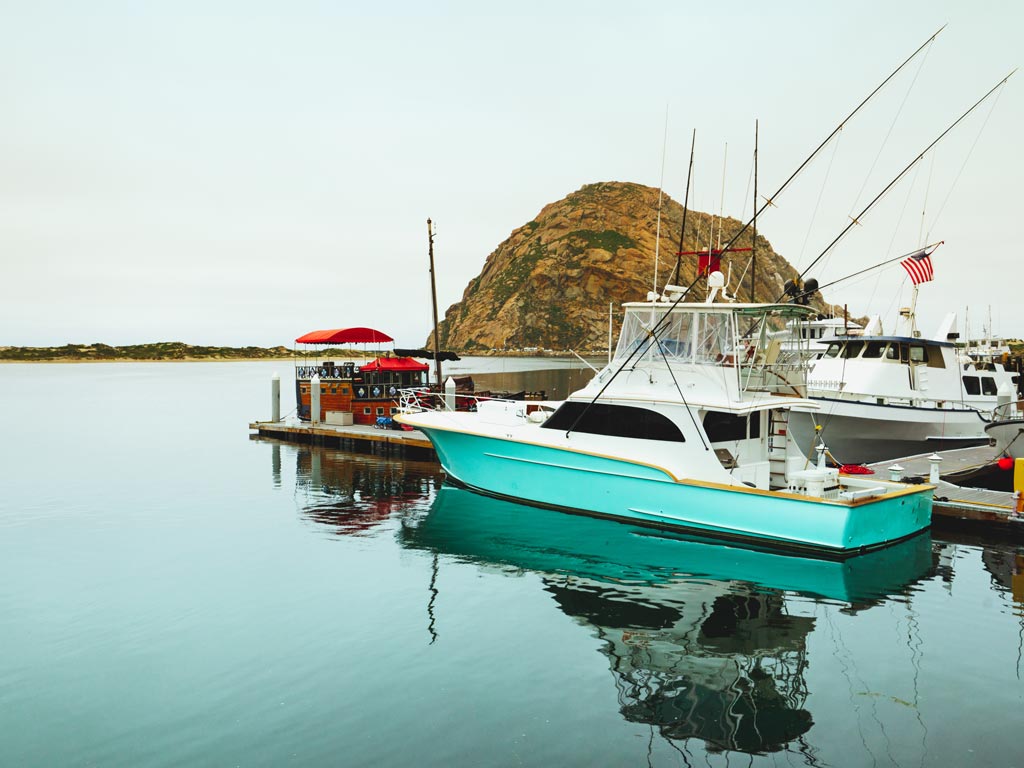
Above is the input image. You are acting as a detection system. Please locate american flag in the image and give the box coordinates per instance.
[900,247,935,285]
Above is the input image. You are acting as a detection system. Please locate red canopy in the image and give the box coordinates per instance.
[360,356,429,372]
[295,327,394,345]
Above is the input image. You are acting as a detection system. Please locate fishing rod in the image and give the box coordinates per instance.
[568,30,946,437]
[792,70,1015,290]
[698,26,946,274]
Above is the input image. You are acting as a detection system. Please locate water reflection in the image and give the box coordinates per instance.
[285,442,444,535]
[401,486,936,756]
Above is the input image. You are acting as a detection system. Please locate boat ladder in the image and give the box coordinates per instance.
[768,410,789,489]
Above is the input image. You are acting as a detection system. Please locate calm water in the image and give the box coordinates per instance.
[1,361,1023,767]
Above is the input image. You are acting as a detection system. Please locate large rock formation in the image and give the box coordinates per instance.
[433,181,817,352]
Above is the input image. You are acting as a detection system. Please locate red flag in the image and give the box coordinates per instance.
[698,251,722,276]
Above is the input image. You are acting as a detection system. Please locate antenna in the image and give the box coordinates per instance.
[653,107,669,295]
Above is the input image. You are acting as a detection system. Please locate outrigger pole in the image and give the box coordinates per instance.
[697,26,946,277]
[793,70,1016,289]
[568,29,946,436]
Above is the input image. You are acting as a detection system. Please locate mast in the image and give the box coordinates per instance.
[751,120,758,302]
[427,218,442,388]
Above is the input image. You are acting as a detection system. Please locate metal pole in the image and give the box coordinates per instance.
[427,218,442,389]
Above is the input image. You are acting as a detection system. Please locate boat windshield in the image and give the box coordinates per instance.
[614,308,735,365]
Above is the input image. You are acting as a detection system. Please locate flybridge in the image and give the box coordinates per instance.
[608,301,818,399]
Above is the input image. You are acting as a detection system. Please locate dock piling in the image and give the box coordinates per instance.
[271,372,280,422]
[444,376,456,411]
[311,374,321,425]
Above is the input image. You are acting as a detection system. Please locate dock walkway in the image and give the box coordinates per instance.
[867,445,1023,527]
[249,419,434,455]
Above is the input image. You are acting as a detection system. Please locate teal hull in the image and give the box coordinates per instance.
[420,427,932,555]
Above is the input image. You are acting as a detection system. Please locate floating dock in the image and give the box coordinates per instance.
[867,445,1024,529]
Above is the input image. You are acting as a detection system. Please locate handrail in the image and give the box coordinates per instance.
[398,387,523,414]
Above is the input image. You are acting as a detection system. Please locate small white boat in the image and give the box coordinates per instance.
[398,278,932,556]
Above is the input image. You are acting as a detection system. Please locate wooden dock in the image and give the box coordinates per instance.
[867,445,1024,528]
[249,420,436,457]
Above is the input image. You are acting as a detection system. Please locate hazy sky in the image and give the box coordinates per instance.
[2,1,1021,349]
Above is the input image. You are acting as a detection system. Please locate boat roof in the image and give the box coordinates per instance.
[824,335,955,348]
[360,356,429,372]
[295,327,394,345]
[621,301,819,318]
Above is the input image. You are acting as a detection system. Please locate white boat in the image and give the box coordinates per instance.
[398,277,933,556]
[771,314,864,361]
[788,308,1020,465]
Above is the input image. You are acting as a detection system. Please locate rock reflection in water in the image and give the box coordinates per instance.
[401,485,936,756]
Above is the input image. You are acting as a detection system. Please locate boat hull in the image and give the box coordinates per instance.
[789,398,991,465]
[985,419,1024,460]
[417,424,931,556]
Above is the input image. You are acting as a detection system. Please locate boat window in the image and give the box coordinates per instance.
[909,345,927,363]
[962,376,980,395]
[885,343,905,361]
[613,308,734,366]
[842,340,865,358]
[823,343,841,359]
[702,410,759,442]
[863,342,887,358]
[542,402,685,442]
[981,377,998,396]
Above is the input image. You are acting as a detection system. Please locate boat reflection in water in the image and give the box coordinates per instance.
[401,486,935,756]
[282,442,444,535]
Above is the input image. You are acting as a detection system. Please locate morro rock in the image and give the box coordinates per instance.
[433,181,814,352]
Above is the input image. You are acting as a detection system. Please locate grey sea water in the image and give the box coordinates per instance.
[1,360,1022,767]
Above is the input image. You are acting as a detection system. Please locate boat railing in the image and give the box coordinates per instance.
[296,363,360,380]
[992,399,1024,421]
[398,387,513,414]
[807,384,1018,416]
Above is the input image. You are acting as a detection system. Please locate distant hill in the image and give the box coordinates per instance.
[431,181,822,352]
[0,342,294,362]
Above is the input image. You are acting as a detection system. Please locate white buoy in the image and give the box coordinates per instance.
[928,454,942,484]
[271,372,281,422]
[444,376,456,411]
[311,374,321,424]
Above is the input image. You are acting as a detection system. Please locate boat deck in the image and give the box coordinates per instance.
[867,445,1024,527]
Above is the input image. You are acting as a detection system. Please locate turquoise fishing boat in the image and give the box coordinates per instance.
[399,288,933,556]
